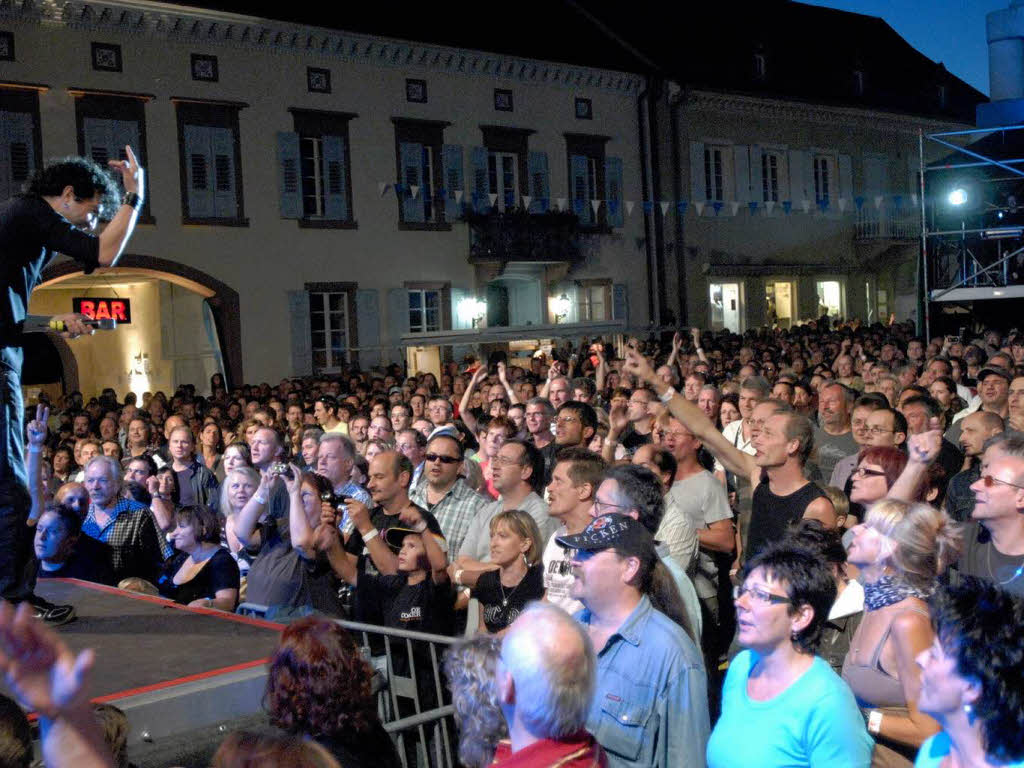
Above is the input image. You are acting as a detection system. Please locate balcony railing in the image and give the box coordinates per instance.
[855,207,920,241]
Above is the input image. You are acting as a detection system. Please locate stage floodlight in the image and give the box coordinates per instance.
[948,187,968,206]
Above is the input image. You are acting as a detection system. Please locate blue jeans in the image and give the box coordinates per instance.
[0,345,34,603]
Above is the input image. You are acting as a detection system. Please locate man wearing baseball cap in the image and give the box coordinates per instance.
[558,514,709,768]
[947,365,1011,445]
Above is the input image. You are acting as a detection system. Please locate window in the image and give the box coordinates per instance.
[394,119,459,227]
[853,69,865,96]
[489,151,518,212]
[474,125,532,214]
[0,88,39,203]
[761,151,782,203]
[175,100,246,224]
[566,133,609,228]
[937,84,947,108]
[704,146,725,202]
[813,155,832,206]
[815,280,844,319]
[74,91,151,221]
[408,289,441,333]
[308,287,351,373]
[576,280,610,322]
[277,109,355,226]
[753,52,766,80]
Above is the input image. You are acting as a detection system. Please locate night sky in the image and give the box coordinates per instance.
[803,0,1008,95]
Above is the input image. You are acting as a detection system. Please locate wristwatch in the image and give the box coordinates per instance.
[122,192,143,210]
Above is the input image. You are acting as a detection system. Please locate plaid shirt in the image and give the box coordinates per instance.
[410,477,488,557]
[82,498,172,584]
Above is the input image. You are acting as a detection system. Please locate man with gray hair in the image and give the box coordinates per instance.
[492,601,605,766]
[316,433,371,510]
[80,455,170,584]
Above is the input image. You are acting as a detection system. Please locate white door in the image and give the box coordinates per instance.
[710,282,742,333]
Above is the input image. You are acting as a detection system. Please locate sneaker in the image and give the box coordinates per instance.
[27,595,76,626]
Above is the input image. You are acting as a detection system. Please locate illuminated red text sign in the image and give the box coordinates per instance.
[72,298,132,323]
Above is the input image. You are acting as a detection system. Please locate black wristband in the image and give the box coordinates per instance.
[122,192,143,210]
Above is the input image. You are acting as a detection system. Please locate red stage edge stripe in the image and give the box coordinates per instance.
[54,578,284,630]
[90,657,271,703]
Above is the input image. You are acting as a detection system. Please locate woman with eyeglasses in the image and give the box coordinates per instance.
[913,577,1024,768]
[842,499,961,767]
[707,542,872,767]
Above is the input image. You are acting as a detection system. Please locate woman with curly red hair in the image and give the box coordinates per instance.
[264,617,400,768]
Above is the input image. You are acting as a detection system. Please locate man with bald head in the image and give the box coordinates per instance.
[945,410,1004,523]
[547,376,571,411]
[490,601,604,766]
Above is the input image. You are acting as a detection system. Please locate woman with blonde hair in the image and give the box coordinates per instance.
[842,499,962,767]
[458,509,545,634]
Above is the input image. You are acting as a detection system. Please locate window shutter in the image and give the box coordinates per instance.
[470,146,489,214]
[387,288,410,360]
[276,131,302,219]
[838,154,853,204]
[604,156,623,228]
[210,127,237,219]
[689,141,705,202]
[111,120,139,163]
[2,111,35,202]
[528,151,549,213]
[183,125,214,219]
[399,141,424,223]
[83,117,115,167]
[570,154,588,214]
[287,290,312,376]
[749,144,763,203]
[733,145,751,203]
[787,149,807,203]
[612,283,628,322]
[442,144,464,221]
[322,134,348,221]
[355,289,380,368]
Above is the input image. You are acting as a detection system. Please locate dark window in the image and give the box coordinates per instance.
[0,31,14,62]
[276,109,355,226]
[0,88,40,202]
[566,133,608,228]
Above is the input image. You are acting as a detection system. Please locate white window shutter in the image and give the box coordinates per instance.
[733,145,751,203]
[689,141,705,202]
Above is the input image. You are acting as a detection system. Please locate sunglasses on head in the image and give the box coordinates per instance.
[425,453,460,465]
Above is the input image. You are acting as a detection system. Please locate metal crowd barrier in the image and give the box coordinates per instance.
[236,604,459,768]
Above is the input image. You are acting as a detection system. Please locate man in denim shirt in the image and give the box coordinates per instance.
[559,515,709,768]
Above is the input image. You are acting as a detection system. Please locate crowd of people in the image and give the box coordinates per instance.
[4,317,1024,767]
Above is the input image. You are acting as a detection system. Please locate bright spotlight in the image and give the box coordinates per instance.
[948,188,968,206]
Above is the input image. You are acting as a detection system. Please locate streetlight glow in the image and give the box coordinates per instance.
[948,187,968,206]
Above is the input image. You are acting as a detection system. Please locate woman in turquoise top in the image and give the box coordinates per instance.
[707,542,872,768]
[914,578,1024,768]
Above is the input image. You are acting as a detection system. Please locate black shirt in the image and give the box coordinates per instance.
[37,535,116,586]
[156,548,240,607]
[316,722,401,768]
[355,572,455,636]
[343,503,443,569]
[472,563,545,632]
[619,425,653,455]
[747,475,828,561]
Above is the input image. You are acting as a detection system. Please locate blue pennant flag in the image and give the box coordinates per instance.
[394,183,404,197]
[573,199,585,215]
[676,200,688,215]
[818,199,829,213]
[893,194,903,208]
[712,201,724,215]
[854,196,865,211]
[782,200,792,215]
[608,200,620,215]
[438,187,447,198]
[539,198,549,212]
[642,201,654,214]
[748,201,759,215]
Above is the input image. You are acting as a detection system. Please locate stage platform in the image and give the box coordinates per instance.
[7,579,284,766]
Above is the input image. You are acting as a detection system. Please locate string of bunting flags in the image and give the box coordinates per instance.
[375,182,920,217]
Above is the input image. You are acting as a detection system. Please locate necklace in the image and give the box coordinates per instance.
[986,543,1024,585]
[499,574,523,608]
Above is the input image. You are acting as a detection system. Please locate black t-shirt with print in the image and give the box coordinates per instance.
[356,571,455,635]
[472,563,545,632]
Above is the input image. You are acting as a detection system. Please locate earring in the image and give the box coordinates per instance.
[522,553,529,568]
[963,703,973,722]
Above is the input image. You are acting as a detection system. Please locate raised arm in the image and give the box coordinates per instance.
[232,471,279,548]
[314,511,360,585]
[889,419,942,502]
[665,331,683,369]
[348,499,399,575]
[25,404,48,524]
[283,465,315,556]
[602,405,630,464]
[496,362,520,405]
[459,366,487,434]
[690,328,708,364]
[594,343,608,393]
[400,505,449,583]
[97,146,145,268]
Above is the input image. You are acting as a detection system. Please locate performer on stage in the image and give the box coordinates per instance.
[0,148,145,624]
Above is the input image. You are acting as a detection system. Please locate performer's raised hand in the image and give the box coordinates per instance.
[109,146,145,199]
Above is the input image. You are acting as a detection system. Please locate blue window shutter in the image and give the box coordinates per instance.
[604,156,623,227]
[183,125,214,219]
[749,144,763,202]
[287,290,312,376]
[528,151,549,213]
[322,134,348,221]
[387,288,410,361]
[210,127,237,219]
[399,141,424,223]
[613,283,628,323]
[276,131,302,219]
[83,117,115,167]
[689,141,705,202]
[570,154,588,217]
[3,112,35,201]
[733,145,751,203]
[442,144,464,221]
[838,154,853,203]
[355,289,380,368]
[471,146,489,214]
[111,120,140,163]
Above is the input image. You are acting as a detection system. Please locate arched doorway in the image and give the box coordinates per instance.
[35,254,241,396]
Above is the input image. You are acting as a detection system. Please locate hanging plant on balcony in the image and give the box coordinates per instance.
[463,207,583,265]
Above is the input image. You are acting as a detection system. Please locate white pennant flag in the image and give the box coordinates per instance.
[556,197,567,211]
[591,199,601,215]
[626,201,635,216]
[455,190,463,204]
[838,198,847,213]
[911,193,918,206]
[694,202,705,216]
[801,199,811,214]
[660,201,670,216]
[377,182,389,197]
[730,201,740,216]
[409,185,420,200]
[874,195,883,210]
[522,195,532,209]
[488,193,499,207]
[765,201,775,215]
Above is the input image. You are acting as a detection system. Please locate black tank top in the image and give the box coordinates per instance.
[747,474,827,561]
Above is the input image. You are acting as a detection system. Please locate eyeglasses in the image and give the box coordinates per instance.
[425,453,460,465]
[555,416,580,425]
[852,467,888,478]
[733,584,792,605]
[980,474,1024,491]
[593,498,630,514]
[866,426,894,435]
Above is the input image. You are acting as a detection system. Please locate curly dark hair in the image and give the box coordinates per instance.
[25,156,121,219]
[264,617,377,739]
[929,578,1024,762]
